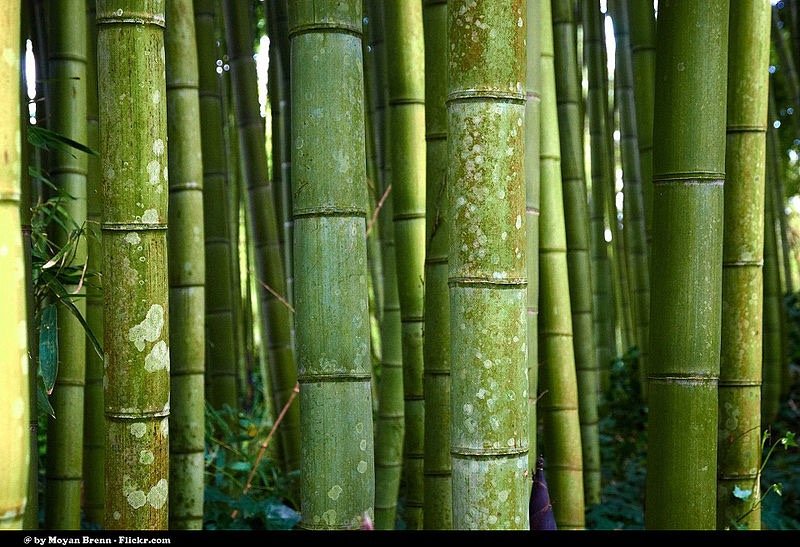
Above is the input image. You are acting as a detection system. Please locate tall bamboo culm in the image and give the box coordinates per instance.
[166,0,205,529]
[646,0,729,530]
[45,0,87,529]
[222,0,300,473]
[21,1,39,530]
[612,0,650,395]
[716,0,770,530]
[0,0,30,531]
[525,0,541,469]
[762,118,783,425]
[448,0,529,530]
[551,0,600,505]
[538,0,585,529]
[583,0,616,393]
[628,0,655,242]
[367,0,405,530]
[422,0,451,530]
[97,0,171,529]
[83,0,104,525]
[383,0,426,530]
[195,0,238,413]
[289,0,376,529]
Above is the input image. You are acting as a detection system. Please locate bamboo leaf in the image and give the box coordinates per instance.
[37,379,56,419]
[38,304,58,394]
[28,124,98,156]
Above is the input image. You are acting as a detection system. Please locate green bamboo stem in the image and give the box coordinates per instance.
[366,0,405,530]
[646,0,729,530]
[538,0,585,529]
[421,0,451,530]
[289,0,375,529]
[762,123,782,426]
[583,0,616,393]
[362,8,385,326]
[449,0,529,530]
[552,0,600,506]
[83,0,104,526]
[45,0,87,529]
[628,0,655,243]
[166,0,205,529]
[97,0,170,529]
[383,0,426,530]
[267,1,294,308]
[525,0,541,470]
[222,0,300,473]
[21,2,39,530]
[611,0,651,394]
[195,0,239,413]
[0,1,30,530]
[717,0,770,530]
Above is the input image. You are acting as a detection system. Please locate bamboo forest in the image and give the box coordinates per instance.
[3,0,800,533]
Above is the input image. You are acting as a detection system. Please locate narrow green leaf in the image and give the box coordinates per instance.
[38,304,58,393]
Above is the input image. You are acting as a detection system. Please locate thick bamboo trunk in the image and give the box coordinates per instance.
[646,0,729,530]
[289,0,376,529]
[537,0,585,529]
[166,0,205,529]
[448,0,529,530]
[0,0,30,530]
[717,0,770,530]
[45,0,87,529]
[97,0,171,529]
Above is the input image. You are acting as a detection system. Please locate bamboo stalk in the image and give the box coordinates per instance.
[449,0,529,530]
[537,0,585,529]
[552,0,601,505]
[289,0,376,529]
[0,0,30,530]
[646,0,729,530]
[166,0,205,529]
[97,0,171,529]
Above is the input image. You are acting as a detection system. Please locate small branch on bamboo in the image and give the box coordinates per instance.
[231,382,300,519]
[253,273,295,313]
[366,184,392,236]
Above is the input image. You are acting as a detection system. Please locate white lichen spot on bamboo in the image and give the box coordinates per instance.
[147,479,168,509]
[159,417,169,438]
[321,510,336,526]
[113,511,121,520]
[359,439,367,451]
[124,232,141,246]
[153,139,164,156]
[147,160,161,186]
[152,90,161,104]
[127,490,146,509]
[357,461,368,474]
[145,340,170,373]
[139,450,155,465]
[142,209,159,224]
[130,423,147,438]
[128,304,165,352]
[327,485,342,501]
